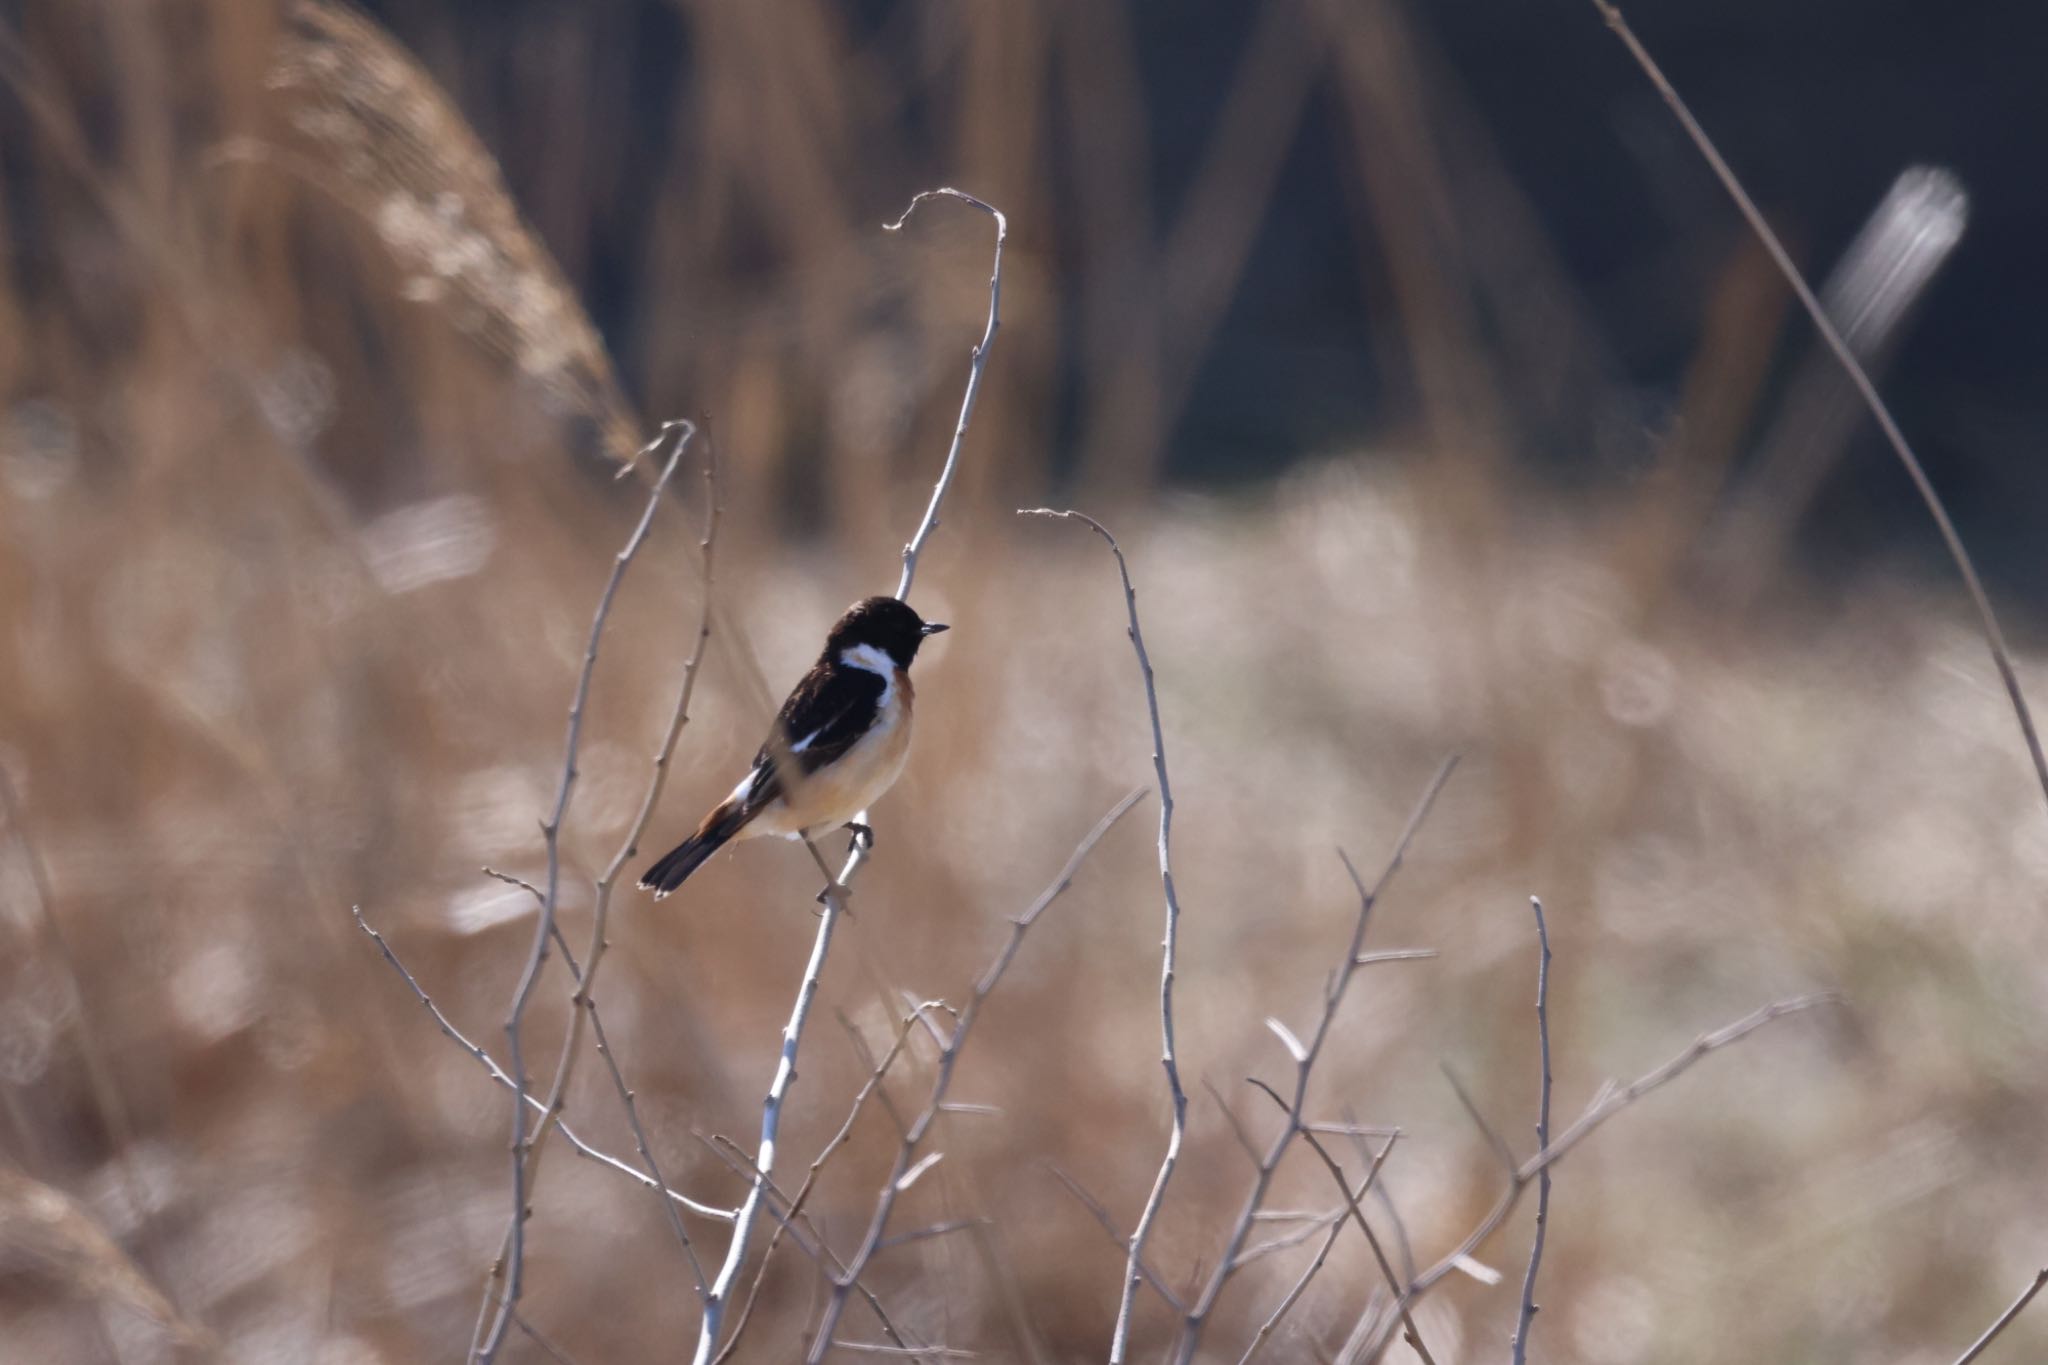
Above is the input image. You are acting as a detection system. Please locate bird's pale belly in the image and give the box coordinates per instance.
[748,706,913,839]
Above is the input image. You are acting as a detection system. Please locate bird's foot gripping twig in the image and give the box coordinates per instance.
[843,821,876,852]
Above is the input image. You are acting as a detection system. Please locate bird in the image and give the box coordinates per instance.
[638,595,948,899]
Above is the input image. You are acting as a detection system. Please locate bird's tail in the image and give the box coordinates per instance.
[638,801,753,899]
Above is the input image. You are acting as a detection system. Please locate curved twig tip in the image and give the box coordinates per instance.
[885,186,1007,238]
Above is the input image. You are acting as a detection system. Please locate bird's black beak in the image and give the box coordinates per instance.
[921,621,950,636]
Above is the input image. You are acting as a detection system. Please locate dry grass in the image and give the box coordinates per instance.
[4,2,2047,1362]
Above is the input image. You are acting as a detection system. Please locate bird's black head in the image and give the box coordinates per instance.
[826,596,948,669]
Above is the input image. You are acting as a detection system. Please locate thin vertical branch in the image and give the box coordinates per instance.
[806,790,1149,1360]
[576,432,721,1289]
[694,188,1006,1365]
[1017,508,1185,1363]
[475,420,692,1363]
[1951,1267,2048,1365]
[1510,897,1553,1365]
[1172,758,1460,1365]
[1586,0,2048,819]
[475,425,721,1309]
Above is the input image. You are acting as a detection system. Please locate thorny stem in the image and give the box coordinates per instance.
[693,188,1006,1365]
[1018,508,1187,1363]
[475,421,690,1363]
[1511,897,1553,1365]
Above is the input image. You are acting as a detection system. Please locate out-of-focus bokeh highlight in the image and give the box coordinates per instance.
[5,1,2048,1361]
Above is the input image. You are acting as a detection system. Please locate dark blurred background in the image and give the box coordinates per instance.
[5,2,2048,1362]
[345,0,2048,583]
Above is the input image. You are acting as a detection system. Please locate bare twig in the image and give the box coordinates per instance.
[1045,1165,1187,1316]
[1171,757,1459,1365]
[888,189,1007,600]
[807,791,1148,1360]
[696,1135,922,1357]
[1587,0,2048,819]
[1205,1078,1268,1168]
[481,865,544,902]
[1440,1064,1517,1176]
[1246,1081,1432,1364]
[538,423,719,1291]
[351,905,735,1221]
[1356,994,1831,1362]
[1232,1210,1346,1270]
[714,1002,945,1365]
[1353,950,1439,967]
[875,1218,990,1252]
[509,1308,582,1365]
[1951,1267,2048,1365]
[1239,1135,1398,1365]
[1511,897,1553,1365]
[694,188,1005,1365]
[474,421,691,1363]
[831,1346,975,1360]
[1017,508,1187,1363]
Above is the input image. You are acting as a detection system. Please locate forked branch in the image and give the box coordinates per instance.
[1174,758,1459,1365]
[806,790,1148,1359]
[475,419,694,1362]
[1354,993,1831,1362]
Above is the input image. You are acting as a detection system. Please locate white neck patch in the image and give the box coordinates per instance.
[840,642,899,710]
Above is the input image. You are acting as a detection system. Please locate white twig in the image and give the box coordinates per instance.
[1951,1267,2048,1365]
[1356,994,1832,1362]
[831,1345,976,1360]
[887,189,1007,602]
[807,791,1148,1359]
[475,423,691,1362]
[696,1134,924,1357]
[1511,897,1553,1365]
[714,1003,948,1365]
[1587,0,2048,818]
[1017,509,1186,1363]
[693,188,1006,1365]
[1174,758,1459,1365]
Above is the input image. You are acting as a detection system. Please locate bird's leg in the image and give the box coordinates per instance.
[843,821,876,852]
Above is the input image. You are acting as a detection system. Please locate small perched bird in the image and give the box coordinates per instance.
[638,596,948,898]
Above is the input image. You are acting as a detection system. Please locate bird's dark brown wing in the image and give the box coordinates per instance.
[742,658,888,801]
